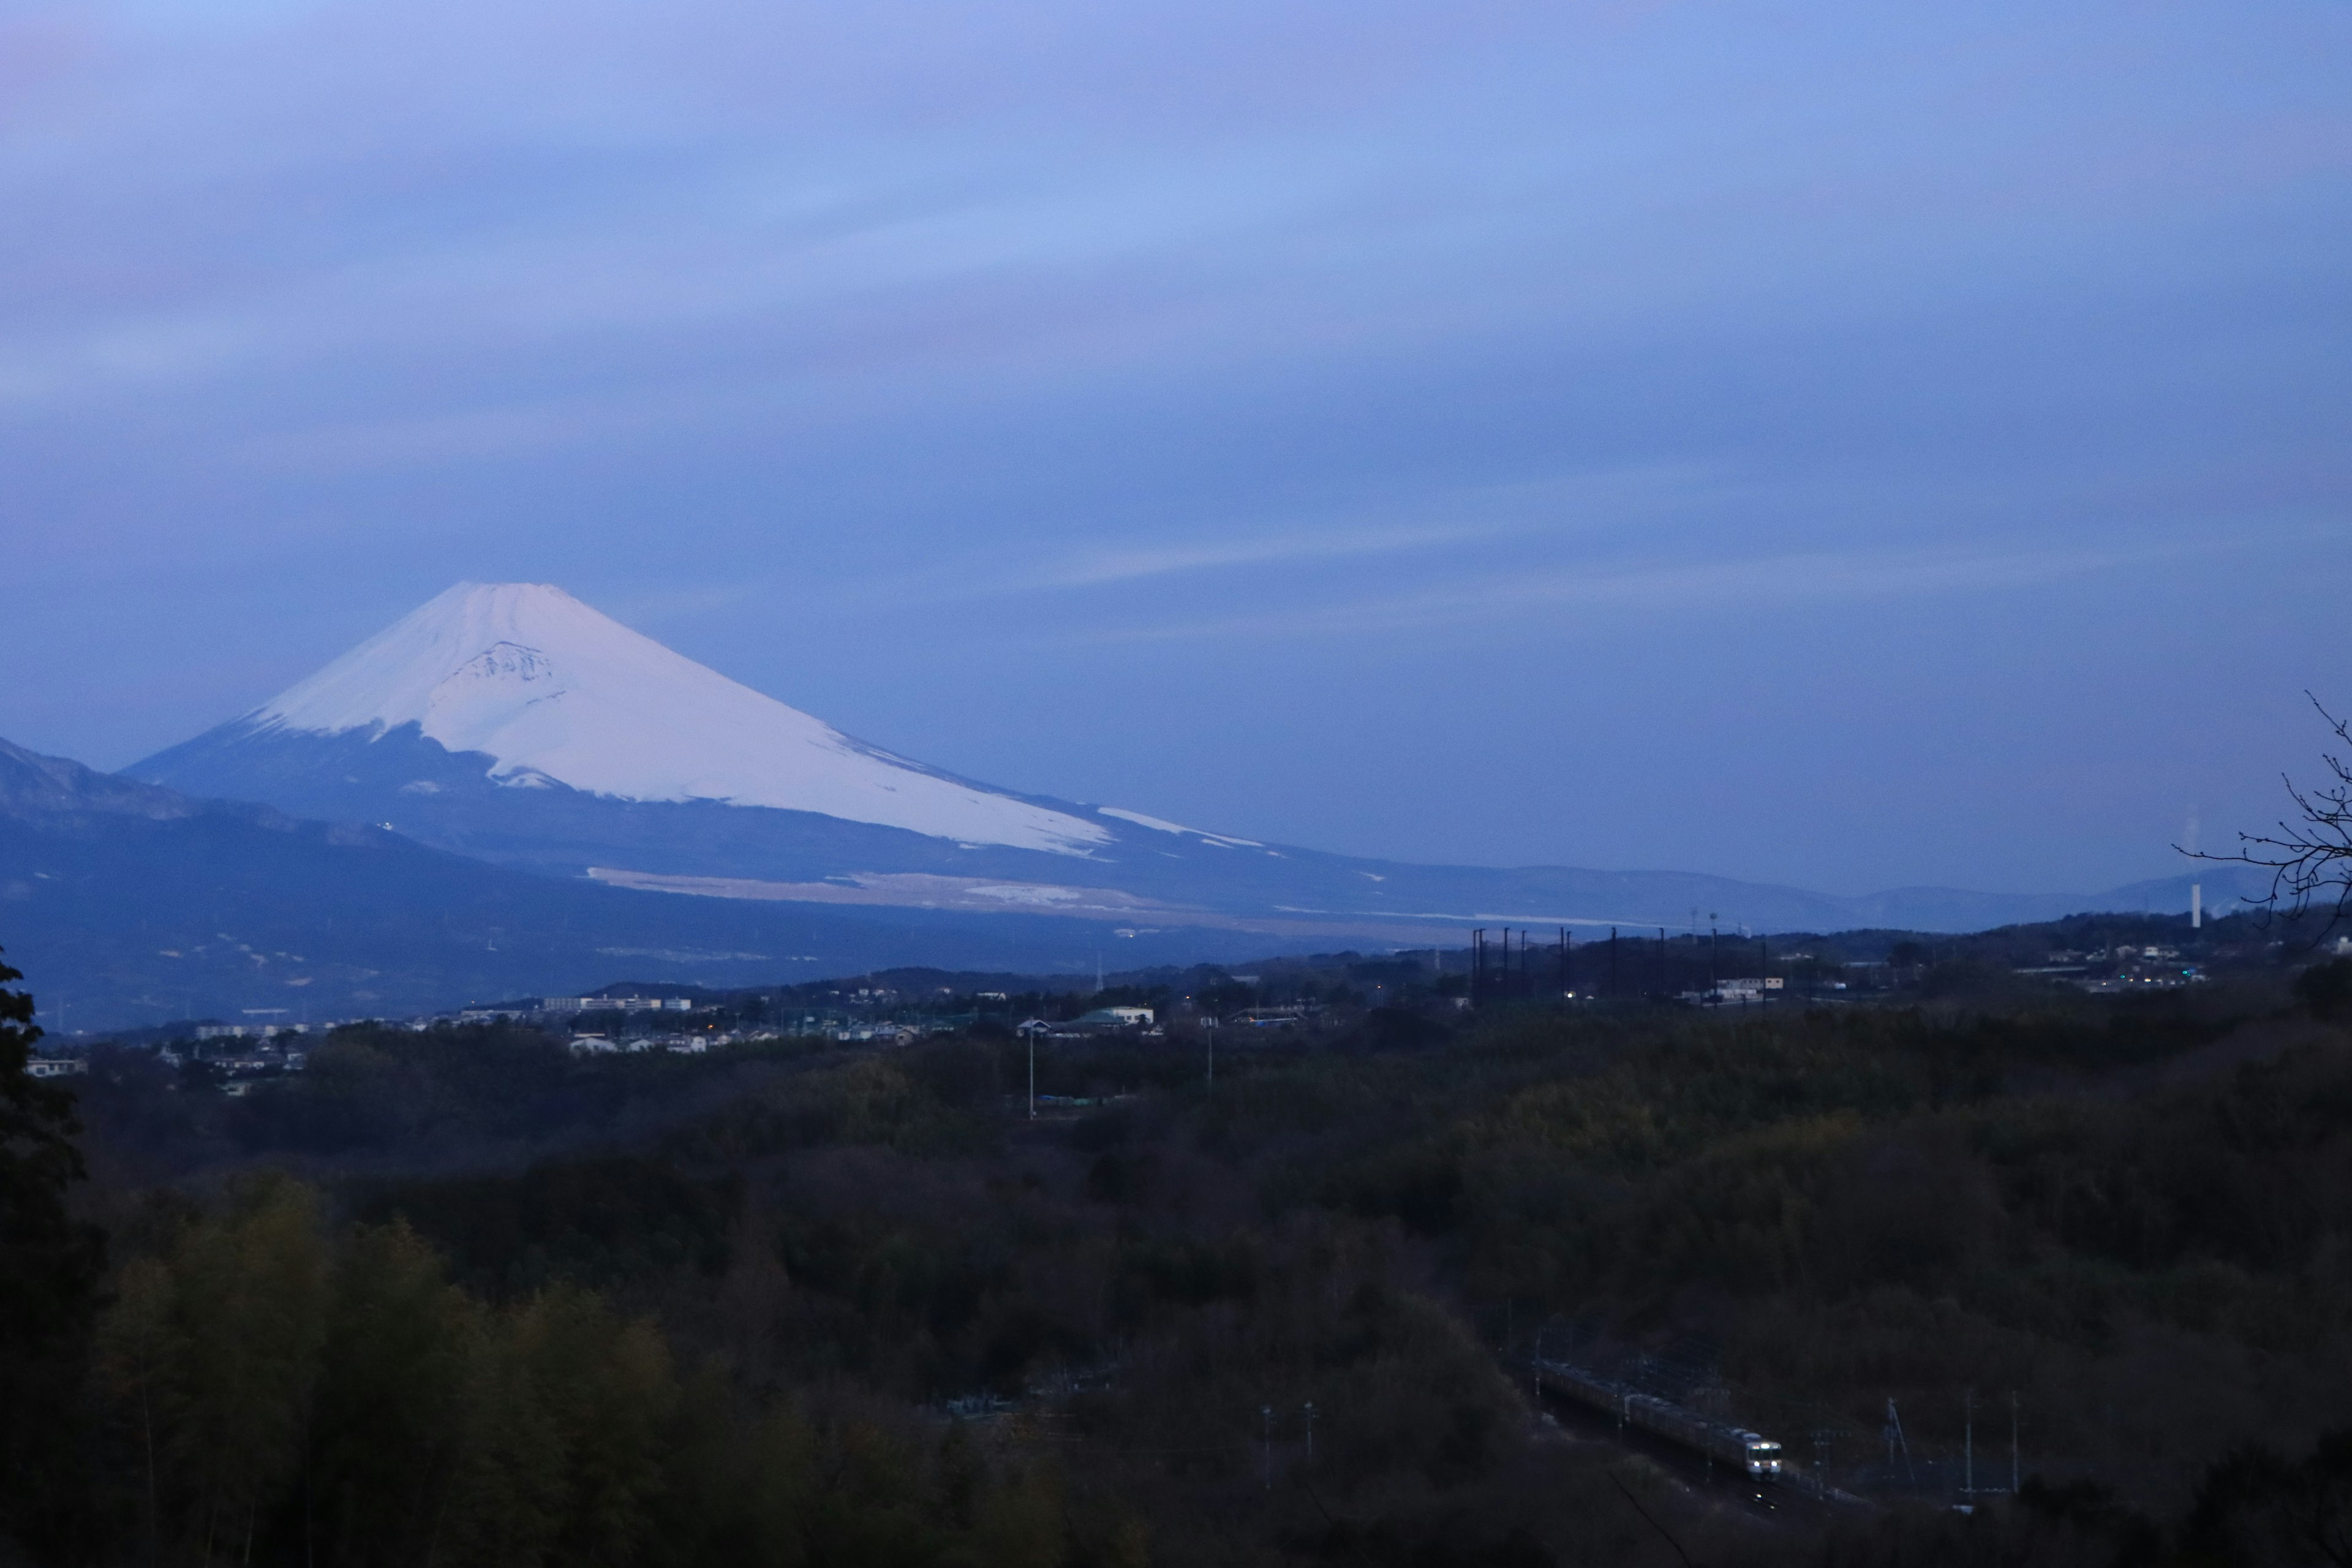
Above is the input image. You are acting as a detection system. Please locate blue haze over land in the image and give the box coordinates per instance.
[0,729,2266,1031]
[2,1,2348,900]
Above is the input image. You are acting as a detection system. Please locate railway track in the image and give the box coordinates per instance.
[1527,1357,1877,1525]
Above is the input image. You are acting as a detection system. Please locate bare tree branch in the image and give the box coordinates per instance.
[2186,693,2352,934]
[1607,1469,1700,1568]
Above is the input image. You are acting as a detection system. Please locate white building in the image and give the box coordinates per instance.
[1074,1006,1155,1028]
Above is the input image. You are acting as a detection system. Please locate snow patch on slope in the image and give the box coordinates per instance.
[251,582,1112,854]
[1099,805,1264,848]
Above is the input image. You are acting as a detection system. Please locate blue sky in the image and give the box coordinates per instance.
[4,1,2347,895]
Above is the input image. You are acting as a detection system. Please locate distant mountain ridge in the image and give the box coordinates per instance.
[0,712,2255,1029]
[1,736,208,821]
[125,582,2245,953]
[0,737,1298,1031]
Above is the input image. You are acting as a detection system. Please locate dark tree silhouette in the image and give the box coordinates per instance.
[0,947,106,1556]
[2195,695,2352,927]
[2183,1431,2352,1567]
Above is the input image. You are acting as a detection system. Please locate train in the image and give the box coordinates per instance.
[1535,1357,1784,1477]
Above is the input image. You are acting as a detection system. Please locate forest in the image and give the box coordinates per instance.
[5,933,2352,1567]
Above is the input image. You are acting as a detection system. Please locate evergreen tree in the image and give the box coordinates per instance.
[0,948,106,1558]
[310,1221,480,1568]
[118,1178,330,1564]
[434,1310,566,1568]
[516,1287,677,1568]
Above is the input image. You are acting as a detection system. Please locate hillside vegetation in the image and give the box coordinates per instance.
[12,951,2352,1566]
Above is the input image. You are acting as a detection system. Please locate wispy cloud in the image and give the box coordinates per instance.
[600,582,763,628]
[232,400,621,470]
[1036,521,1507,589]
[1036,466,1725,589]
[886,464,1722,610]
[1025,530,2255,646]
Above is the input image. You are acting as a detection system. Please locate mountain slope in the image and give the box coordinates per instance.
[127,582,2236,941]
[0,739,1290,1031]
[148,582,1108,853]
[2,720,2250,1029]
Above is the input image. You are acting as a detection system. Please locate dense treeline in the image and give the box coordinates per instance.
[1297,996,2352,1496]
[12,957,2352,1564]
[71,1025,816,1180]
[86,1178,1085,1568]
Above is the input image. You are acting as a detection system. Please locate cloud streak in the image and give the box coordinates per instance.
[1022,530,2271,647]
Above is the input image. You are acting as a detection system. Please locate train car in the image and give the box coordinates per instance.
[1537,1359,1784,1477]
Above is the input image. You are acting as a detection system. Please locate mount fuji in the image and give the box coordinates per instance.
[152,582,1111,854]
[129,582,2225,949]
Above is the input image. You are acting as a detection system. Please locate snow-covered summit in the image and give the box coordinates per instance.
[247,582,1111,854]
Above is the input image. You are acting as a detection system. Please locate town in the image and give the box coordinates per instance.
[38,910,2333,1101]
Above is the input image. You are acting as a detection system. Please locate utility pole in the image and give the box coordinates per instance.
[1028,1030,1036,1120]
[1965,1389,1976,1497]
